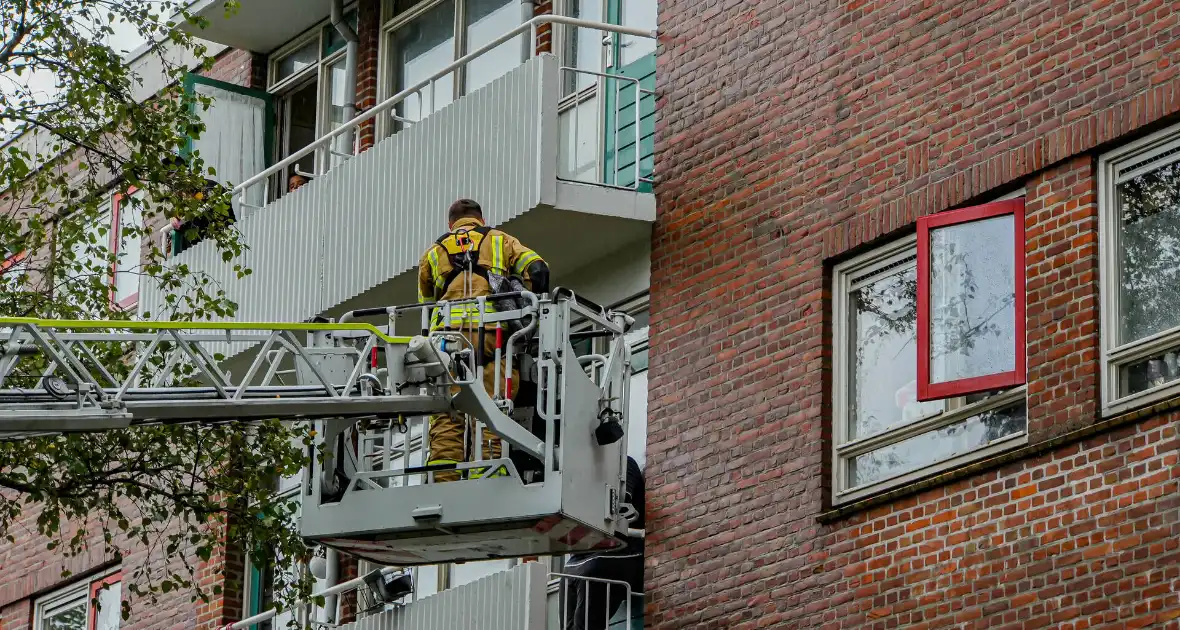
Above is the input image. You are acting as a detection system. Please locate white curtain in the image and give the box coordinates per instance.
[191,82,268,215]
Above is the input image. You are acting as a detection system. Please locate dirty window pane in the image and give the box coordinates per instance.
[850,403,1026,488]
[928,214,1017,384]
[849,262,943,440]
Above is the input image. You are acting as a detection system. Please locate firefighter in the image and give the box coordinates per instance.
[417,198,549,482]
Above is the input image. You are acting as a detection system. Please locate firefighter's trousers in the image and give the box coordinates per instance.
[427,327,520,482]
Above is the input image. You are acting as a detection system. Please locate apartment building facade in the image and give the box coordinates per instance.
[645,0,1180,628]
[8,1,1180,630]
[2,0,654,629]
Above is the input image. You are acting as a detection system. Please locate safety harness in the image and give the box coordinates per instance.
[434,225,495,294]
[428,225,530,334]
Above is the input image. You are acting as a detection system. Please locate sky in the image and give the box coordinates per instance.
[1,5,158,137]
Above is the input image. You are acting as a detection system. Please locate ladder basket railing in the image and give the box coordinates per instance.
[307,290,636,536]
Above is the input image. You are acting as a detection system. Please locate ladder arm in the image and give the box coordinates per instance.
[0,317,450,439]
[452,375,544,459]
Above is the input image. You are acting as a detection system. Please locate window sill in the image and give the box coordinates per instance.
[1103,377,1180,418]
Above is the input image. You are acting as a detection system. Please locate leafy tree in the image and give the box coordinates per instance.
[0,0,317,621]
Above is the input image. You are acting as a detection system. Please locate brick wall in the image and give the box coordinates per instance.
[649,0,1180,627]
[534,0,554,55]
[199,48,266,89]
[356,0,382,151]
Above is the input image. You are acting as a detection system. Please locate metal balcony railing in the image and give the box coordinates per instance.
[160,16,655,243]
[143,18,656,338]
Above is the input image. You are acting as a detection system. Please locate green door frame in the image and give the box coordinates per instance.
[174,74,275,255]
[601,0,655,193]
[181,73,275,168]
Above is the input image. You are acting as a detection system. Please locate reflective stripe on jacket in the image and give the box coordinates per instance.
[417,217,544,328]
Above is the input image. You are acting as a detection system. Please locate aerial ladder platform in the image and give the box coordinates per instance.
[0,290,641,566]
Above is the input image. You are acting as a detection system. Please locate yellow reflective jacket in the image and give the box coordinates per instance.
[417,217,544,328]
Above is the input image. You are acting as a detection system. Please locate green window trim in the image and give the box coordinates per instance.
[601,0,655,193]
[180,73,276,168]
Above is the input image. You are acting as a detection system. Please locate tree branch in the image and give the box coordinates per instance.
[0,0,33,67]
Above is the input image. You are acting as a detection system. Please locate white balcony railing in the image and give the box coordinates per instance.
[143,18,656,339]
[165,15,654,231]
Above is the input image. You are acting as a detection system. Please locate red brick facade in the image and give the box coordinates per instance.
[648,1,1180,628]
[355,0,383,151]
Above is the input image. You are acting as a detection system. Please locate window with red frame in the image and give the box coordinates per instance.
[111,189,143,309]
[33,571,122,630]
[2,250,29,290]
[67,189,142,311]
[830,194,1029,503]
[916,198,1026,401]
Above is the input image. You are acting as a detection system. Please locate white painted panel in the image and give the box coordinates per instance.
[335,563,547,630]
[141,56,559,358]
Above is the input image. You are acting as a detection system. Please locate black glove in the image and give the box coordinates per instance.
[526,260,550,295]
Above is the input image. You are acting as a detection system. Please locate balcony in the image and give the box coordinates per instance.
[182,0,332,53]
[141,17,655,359]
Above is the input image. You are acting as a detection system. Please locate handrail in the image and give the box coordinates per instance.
[227,567,402,629]
[234,15,653,198]
[161,15,654,245]
[160,15,656,246]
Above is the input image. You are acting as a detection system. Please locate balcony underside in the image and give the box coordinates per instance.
[183,0,330,53]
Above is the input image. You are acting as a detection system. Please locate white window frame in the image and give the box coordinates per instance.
[111,188,145,311]
[1098,120,1180,415]
[376,0,526,138]
[33,568,122,630]
[553,0,608,100]
[244,485,331,630]
[831,191,1029,504]
[267,6,357,182]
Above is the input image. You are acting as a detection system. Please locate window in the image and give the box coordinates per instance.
[245,483,329,630]
[380,0,524,132]
[1098,121,1180,413]
[111,189,143,309]
[832,207,1028,503]
[448,560,514,589]
[553,0,656,185]
[34,572,121,630]
[556,0,657,94]
[69,201,111,276]
[916,199,1025,399]
[268,8,359,188]
[559,0,604,96]
[614,0,656,68]
[64,190,142,312]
